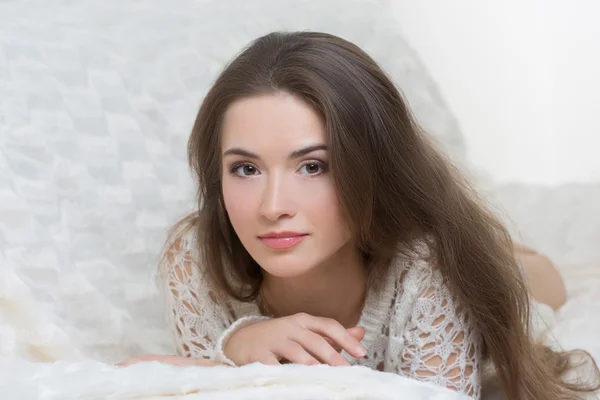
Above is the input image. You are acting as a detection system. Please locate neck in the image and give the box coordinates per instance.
[260,244,366,329]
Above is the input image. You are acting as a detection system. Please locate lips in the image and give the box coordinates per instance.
[258,232,308,250]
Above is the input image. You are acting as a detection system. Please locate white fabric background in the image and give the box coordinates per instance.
[0,0,598,399]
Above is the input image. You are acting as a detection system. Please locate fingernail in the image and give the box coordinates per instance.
[355,346,367,357]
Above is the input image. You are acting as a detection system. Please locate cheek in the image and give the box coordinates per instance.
[302,183,348,233]
[222,180,256,232]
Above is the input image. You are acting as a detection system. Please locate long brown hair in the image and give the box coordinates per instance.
[162,31,599,399]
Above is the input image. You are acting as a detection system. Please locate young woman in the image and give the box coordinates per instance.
[118,32,598,399]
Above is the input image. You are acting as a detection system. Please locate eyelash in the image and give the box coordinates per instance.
[228,160,328,177]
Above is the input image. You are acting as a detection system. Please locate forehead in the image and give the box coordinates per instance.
[220,92,326,151]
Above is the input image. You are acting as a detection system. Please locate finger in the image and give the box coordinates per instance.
[323,337,349,352]
[259,353,282,366]
[324,327,365,349]
[323,337,340,350]
[292,331,350,366]
[300,316,367,358]
[276,340,321,366]
[346,326,365,341]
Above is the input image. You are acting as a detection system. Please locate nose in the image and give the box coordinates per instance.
[258,171,296,222]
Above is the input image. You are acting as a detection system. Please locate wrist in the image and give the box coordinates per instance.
[212,315,271,366]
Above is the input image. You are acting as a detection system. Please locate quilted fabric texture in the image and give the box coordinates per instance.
[0,0,467,363]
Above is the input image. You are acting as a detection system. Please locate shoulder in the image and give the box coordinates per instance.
[154,226,242,309]
[391,237,476,331]
[154,227,206,292]
[392,236,439,285]
[386,236,453,317]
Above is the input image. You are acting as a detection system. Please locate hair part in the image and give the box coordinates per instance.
[160,31,599,399]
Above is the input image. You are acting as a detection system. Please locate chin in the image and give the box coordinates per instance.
[257,254,318,279]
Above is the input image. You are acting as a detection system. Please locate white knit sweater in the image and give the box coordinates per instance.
[156,230,482,399]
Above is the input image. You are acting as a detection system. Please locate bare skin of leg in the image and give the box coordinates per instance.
[512,242,568,311]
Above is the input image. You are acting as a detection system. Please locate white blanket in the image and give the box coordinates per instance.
[0,358,469,400]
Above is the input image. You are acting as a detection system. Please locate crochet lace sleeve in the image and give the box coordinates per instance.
[155,235,231,360]
[399,263,482,398]
[155,234,269,364]
[155,233,268,364]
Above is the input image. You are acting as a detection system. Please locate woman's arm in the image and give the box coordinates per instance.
[397,264,482,399]
[116,234,237,367]
[157,236,230,359]
[154,233,267,364]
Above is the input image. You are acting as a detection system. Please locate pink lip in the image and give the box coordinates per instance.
[258,232,308,250]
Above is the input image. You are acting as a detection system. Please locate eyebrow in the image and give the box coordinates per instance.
[222,144,327,160]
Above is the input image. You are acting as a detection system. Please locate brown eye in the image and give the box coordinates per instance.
[242,165,256,175]
[305,163,320,174]
[299,161,326,176]
[232,163,259,176]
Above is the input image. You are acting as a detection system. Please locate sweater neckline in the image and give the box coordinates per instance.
[241,261,400,355]
[354,261,399,355]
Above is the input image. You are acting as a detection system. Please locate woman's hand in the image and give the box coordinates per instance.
[115,355,226,368]
[224,312,366,367]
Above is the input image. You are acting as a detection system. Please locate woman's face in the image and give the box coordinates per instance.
[220,92,352,279]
